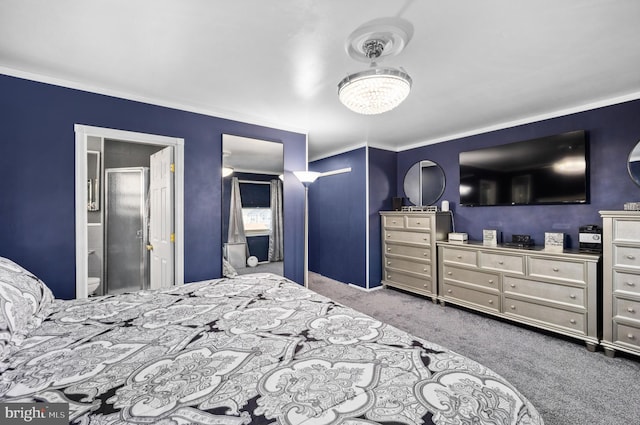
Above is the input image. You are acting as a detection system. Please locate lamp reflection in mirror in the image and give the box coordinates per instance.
[222,166,234,177]
[293,171,321,187]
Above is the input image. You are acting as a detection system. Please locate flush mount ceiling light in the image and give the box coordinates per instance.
[338,18,414,115]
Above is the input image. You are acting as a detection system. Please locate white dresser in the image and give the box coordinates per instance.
[600,211,640,357]
[437,241,601,350]
[380,211,452,301]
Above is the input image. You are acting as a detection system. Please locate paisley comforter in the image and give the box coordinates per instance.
[0,273,543,424]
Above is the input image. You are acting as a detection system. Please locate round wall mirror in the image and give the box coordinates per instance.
[628,141,640,186]
[403,160,446,206]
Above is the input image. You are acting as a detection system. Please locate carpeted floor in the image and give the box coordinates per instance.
[308,272,640,425]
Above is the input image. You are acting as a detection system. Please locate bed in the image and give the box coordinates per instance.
[0,256,543,424]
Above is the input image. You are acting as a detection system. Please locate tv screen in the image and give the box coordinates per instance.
[459,130,588,206]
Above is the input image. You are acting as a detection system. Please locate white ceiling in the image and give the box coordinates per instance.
[2,0,640,162]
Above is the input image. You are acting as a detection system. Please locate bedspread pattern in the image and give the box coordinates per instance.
[0,274,542,424]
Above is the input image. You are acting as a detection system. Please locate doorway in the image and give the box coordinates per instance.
[75,125,184,299]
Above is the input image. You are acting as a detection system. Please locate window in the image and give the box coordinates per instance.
[242,207,272,236]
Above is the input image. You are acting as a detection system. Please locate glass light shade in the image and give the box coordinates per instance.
[293,171,321,187]
[222,166,233,177]
[338,67,412,115]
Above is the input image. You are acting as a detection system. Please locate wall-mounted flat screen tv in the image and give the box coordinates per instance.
[459,130,588,206]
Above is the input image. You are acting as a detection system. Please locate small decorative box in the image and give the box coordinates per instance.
[544,232,565,252]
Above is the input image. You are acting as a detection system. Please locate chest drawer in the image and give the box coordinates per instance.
[504,297,585,334]
[613,270,640,296]
[442,283,500,312]
[614,298,640,323]
[504,276,585,308]
[442,265,499,291]
[385,257,431,276]
[383,215,405,229]
[406,216,431,230]
[528,257,586,284]
[384,270,431,292]
[385,243,430,260]
[613,218,640,243]
[479,252,525,274]
[442,247,477,266]
[385,230,431,246]
[613,245,640,269]
[613,323,640,349]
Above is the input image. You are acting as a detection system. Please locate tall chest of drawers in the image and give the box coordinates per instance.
[437,241,600,350]
[380,211,452,301]
[600,211,640,357]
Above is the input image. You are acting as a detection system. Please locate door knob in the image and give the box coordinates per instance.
[146,244,154,251]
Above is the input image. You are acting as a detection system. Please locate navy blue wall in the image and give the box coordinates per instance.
[398,99,640,247]
[0,74,306,299]
[368,148,397,288]
[309,147,367,287]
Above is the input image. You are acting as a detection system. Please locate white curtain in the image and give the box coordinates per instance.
[228,177,248,255]
[268,179,284,262]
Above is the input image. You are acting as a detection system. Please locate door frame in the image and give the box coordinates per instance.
[74,124,185,298]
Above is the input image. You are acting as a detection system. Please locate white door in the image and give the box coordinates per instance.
[149,146,174,289]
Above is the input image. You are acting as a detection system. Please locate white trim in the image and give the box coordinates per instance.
[348,283,383,292]
[309,142,368,162]
[237,180,272,185]
[303,133,310,288]
[319,167,352,178]
[365,146,370,289]
[2,66,308,137]
[398,91,640,151]
[74,124,185,299]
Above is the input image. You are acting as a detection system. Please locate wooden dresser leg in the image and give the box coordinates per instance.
[585,342,597,352]
[603,347,616,358]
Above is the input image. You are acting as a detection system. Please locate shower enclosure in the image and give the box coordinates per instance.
[105,167,150,294]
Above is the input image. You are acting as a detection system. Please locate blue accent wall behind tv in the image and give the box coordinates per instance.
[398,99,640,248]
[309,148,367,287]
[0,74,306,299]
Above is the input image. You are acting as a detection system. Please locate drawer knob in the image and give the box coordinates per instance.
[510,305,516,310]
[488,299,493,304]
[447,271,452,275]
[626,254,636,260]
[387,261,391,265]
[423,237,428,241]
[392,220,397,224]
[423,252,428,256]
[552,267,559,272]
[387,275,391,279]
[423,268,428,272]
[488,279,494,284]
[570,319,576,324]
[387,248,391,252]
[416,221,421,225]
[456,255,462,259]
[423,284,428,288]
[626,281,636,287]
[387,234,391,238]
[498,260,504,265]
[628,307,636,313]
[570,294,577,299]
[510,284,516,288]
[447,289,452,293]
[628,334,636,340]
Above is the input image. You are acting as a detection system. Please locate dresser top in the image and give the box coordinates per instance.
[600,210,640,217]
[437,240,601,261]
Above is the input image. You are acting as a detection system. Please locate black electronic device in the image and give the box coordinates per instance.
[579,224,602,253]
[504,234,533,248]
[459,130,588,206]
[392,197,404,211]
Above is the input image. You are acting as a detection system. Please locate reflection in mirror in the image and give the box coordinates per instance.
[222,135,284,277]
[628,141,640,186]
[87,150,100,211]
[403,160,446,206]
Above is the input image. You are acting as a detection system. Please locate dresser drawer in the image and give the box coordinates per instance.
[613,323,640,349]
[441,247,477,266]
[385,230,431,246]
[504,297,585,334]
[479,252,525,274]
[384,270,431,292]
[613,270,640,296]
[613,245,640,269]
[406,216,431,230]
[442,283,500,312]
[613,218,640,243]
[614,298,640,323]
[442,265,499,292]
[385,257,431,276]
[504,276,585,308]
[382,215,405,229]
[385,243,430,260]
[528,257,586,284]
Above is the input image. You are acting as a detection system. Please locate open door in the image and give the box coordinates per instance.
[149,146,174,289]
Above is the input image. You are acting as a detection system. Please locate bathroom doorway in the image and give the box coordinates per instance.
[75,125,184,299]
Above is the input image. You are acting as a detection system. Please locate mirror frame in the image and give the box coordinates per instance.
[628,141,640,187]
[403,160,446,206]
[87,150,100,211]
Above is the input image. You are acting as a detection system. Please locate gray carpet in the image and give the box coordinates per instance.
[308,272,640,425]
